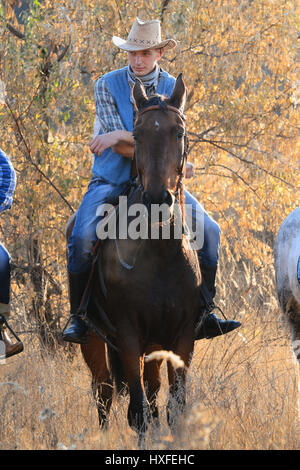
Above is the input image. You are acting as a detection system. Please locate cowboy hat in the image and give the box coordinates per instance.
[112,18,176,52]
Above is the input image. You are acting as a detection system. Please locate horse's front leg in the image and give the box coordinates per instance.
[118,335,150,443]
[166,330,194,432]
[81,333,113,428]
[166,362,187,432]
[144,346,163,426]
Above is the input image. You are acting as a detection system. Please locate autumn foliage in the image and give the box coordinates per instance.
[0,0,299,341]
[0,0,299,451]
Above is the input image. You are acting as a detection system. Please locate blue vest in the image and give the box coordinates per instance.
[92,66,176,185]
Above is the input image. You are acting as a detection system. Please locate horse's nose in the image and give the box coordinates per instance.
[142,189,174,207]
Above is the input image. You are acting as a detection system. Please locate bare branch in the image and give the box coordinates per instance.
[188,127,217,140]
[11,262,62,295]
[197,137,296,189]
[57,37,71,62]
[160,0,171,23]
[208,163,269,209]
[6,22,25,40]
[5,100,75,213]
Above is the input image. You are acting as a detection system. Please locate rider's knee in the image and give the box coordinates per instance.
[208,219,221,245]
[200,218,220,267]
[67,230,96,274]
[203,211,220,243]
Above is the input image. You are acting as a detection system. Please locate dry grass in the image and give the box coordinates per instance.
[0,258,299,450]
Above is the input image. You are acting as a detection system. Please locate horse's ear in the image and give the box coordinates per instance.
[167,73,187,112]
[132,80,148,111]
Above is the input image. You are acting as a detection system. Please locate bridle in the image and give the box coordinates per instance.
[133,104,189,200]
[116,104,189,271]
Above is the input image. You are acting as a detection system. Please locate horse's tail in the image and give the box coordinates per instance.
[107,341,128,396]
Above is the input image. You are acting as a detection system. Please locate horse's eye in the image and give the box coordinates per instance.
[177,131,184,140]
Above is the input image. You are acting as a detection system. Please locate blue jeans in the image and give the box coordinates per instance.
[67,178,220,273]
[0,242,11,304]
[184,190,220,267]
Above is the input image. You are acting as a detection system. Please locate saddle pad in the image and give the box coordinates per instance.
[298,256,300,284]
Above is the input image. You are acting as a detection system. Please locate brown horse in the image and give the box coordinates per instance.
[68,75,202,443]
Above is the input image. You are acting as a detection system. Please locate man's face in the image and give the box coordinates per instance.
[127,48,164,76]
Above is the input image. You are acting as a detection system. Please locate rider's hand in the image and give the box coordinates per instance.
[89,131,119,156]
[185,162,195,179]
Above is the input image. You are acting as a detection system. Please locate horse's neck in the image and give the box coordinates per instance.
[120,187,185,256]
[145,235,184,259]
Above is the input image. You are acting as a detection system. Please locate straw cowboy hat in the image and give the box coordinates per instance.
[112,18,177,52]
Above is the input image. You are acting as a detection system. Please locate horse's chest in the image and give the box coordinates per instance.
[107,246,199,312]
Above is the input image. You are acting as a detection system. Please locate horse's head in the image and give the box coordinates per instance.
[132,74,188,217]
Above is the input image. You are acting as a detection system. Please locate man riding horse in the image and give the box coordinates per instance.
[63,18,241,344]
[0,148,24,358]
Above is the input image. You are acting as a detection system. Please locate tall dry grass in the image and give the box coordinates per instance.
[0,255,299,450]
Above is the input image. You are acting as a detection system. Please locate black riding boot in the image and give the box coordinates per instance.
[195,264,241,340]
[62,270,90,344]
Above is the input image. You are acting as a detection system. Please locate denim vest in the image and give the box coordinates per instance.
[92,66,176,185]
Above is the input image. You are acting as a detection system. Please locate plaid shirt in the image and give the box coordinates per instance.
[93,79,127,137]
[93,67,163,137]
[0,149,16,213]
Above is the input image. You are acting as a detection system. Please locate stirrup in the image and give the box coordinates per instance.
[0,314,23,343]
[0,314,24,359]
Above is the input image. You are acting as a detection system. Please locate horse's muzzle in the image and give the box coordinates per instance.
[142,189,175,223]
[142,189,174,208]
